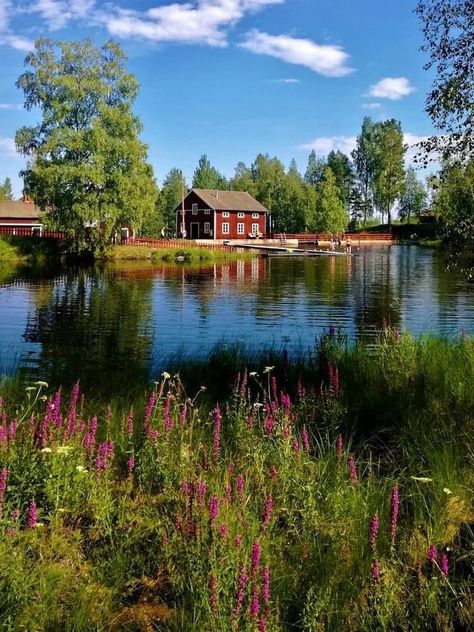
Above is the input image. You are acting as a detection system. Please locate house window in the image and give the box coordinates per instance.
[222,211,230,218]
[252,223,260,235]
[237,223,244,235]
[222,222,230,235]
[252,212,259,219]
[204,222,210,234]
[238,212,245,218]
[192,203,198,215]
[204,209,210,215]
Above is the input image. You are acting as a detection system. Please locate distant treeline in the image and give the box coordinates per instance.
[150,117,428,237]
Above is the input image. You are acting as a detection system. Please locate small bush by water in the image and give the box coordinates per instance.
[0,331,472,630]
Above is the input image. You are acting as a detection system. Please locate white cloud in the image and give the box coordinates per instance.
[101,0,284,47]
[273,78,300,84]
[31,0,96,31]
[240,30,352,77]
[363,102,381,110]
[368,77,415,100]
[0,137,19,158]
[0,0,11,31]
[0,33,33,51]
[0,103,22,110]
[298,135,357,155]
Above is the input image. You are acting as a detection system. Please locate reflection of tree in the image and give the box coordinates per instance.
[22,268,155,392]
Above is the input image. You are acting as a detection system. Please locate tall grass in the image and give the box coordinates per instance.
[0,332,472,630]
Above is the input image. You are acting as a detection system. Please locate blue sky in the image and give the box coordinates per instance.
[0,0,435,196]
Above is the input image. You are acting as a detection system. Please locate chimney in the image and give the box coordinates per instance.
[215,190,219,199]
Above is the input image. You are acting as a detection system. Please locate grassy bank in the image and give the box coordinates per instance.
[104,244,256,263]
[0,331,472,630]
[0,236,64,264]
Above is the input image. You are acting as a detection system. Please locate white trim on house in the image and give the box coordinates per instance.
[222,222,230,235]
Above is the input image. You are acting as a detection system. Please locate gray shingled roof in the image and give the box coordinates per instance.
[190,189,268,213]
[0,200,42,219]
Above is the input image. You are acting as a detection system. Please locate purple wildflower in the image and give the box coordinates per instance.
[348,454,358,485]
[126,409,134,438]
[163,396,173,434]
[259,616,267,632]
[336,434,344,460]
[127,456,135,475]
[236,474,244,501]
[251,541,261,575]
[52,389,62,425]
[390,484,399,546]
[280,392,291,410]
[179,402,187,426]
[269,465,278,480]
[234,533,242,549]
[66,382,80,438]
[83,416,98,453]
[427,545,437,566]
[195,479,207,506]
[263,405,274,436]
[271,376,278,403]
[209,573,218,615]
[292,439,300,453]
[219,523,228,540]
[372,559,381,582]
[209,495,219,524]
[302,426,310,452]
[144,391,157,434]
[262,495,273,528]
[94,440,115,471]
[213,405,221,462]
[250,594,260,620]
[440,553,449,577]
[7,419,17,442]
[0,467,8,503]
[28,499,38,528]
[232,563,248,618]
[369,513,379,553]
[262,566,270,605]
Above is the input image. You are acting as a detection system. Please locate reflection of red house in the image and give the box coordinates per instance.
[175,189,268,240]
[0,199,43,234]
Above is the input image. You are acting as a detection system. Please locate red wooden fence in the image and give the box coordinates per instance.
[124,237,236,252]
[275,233,393,242]
[0,226,66,239]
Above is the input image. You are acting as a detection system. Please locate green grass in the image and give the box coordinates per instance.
[0,236,64,264]
[104,244,257,263]
[0,332,472,630]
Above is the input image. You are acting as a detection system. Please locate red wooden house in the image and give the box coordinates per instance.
[175,189,268,240]
[0,199,44,235]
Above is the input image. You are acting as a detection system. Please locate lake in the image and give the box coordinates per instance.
[1,244,473,389]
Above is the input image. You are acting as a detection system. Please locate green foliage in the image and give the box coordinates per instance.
[315,166,348,233]
[399,167,427,222]
[15,38,158,254]
[352,117,378,225]
[192,154,228,190]
[0,178,13,201]
[416,0,474,162]
[304,150,326,188]
[327,150,354,211]
[373,119,406,225]
[0,334,472,630]
[432,159,474,276]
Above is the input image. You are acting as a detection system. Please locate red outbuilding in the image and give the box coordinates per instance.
[0,198,44,235]
[175,189,268,240]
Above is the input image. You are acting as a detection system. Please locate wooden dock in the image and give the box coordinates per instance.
[235,243,352,256]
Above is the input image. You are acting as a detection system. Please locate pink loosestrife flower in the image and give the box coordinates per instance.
[83,416,98,453]
[262,566,270,605]
[209,573,218,615]
[271,376,278,403]
[163,396,173,434]
[262,495,273,528]
[0,467,7,501]
[52,389,62,425]
[263,405,274,436]
[250,594,260,620]
[336,434,344,460]
[269,465,278,480]
[195,479,207,506]
[240,368,248,399]
[390,484,399,546]
[94,440,115,471]
[232,563,248,618]
[369,513,379,553]
[236,474,244,501]
[372,559,381,582]
[301,426,310,452]
[179,402,187,426]
[348,454,358,485]
[251,541,261,575]
[66,382,80,438]
[28,499,38,528]
[427,545,437,566]
[234,533,243,549]
[440,553,449,577]
[219,523,229,540]
[127,456,135,475]
[280,392,291,410]
[209,495,219,524]
[291,439,299,453]
[144,391,157,434]
[126,409,134,438]
[213,405,221,462]
[7,419,17,443]
[259,616,268,632]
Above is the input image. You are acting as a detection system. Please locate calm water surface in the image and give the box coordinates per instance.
[1,245,473,388]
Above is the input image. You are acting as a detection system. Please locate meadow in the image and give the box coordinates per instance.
[0,330,472,631]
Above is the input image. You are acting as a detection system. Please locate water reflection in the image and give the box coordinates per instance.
[0,246,473,387]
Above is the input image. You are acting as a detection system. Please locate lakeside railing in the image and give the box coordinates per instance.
[0,226,66,239]
[275,233,394,242]
[123,237,236,252]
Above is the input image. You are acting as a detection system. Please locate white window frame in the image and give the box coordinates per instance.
[237,212,245,218]
[252,223,259,235]
[204,209,210,215]
[252,212,259,219]
[192,203,198,215]
[237,223,244,235]
[222,211,230,218]
[204,222,210,234]
[222,222,230,235]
